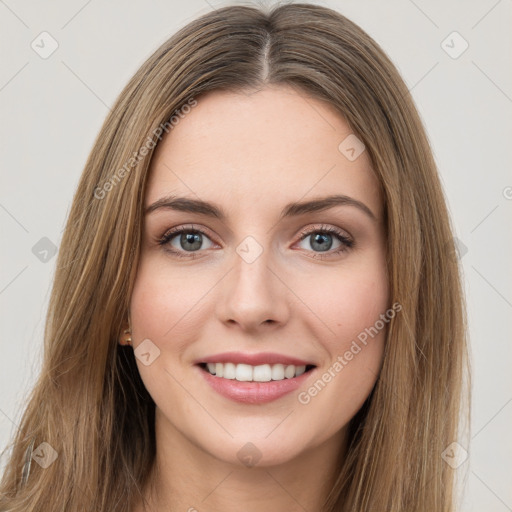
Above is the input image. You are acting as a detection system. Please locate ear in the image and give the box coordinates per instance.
[119,326,132,346]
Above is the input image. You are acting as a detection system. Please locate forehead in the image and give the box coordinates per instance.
[146,86,383,220]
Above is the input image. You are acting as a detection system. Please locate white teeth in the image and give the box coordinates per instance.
[253,364,271,382]
[204,362,310,381]
[271,364,284,380]
[295,365,306,377]
[235,363,253,381]
[223,362,236,379]
[284,365,295,379]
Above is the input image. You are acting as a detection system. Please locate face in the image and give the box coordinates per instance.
[129,85,389,468]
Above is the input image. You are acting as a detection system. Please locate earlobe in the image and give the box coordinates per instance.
[119,327,132,346]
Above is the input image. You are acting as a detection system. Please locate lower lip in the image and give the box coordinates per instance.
[197,365,315,404]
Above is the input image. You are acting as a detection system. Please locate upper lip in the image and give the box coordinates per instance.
[195,351,316,367]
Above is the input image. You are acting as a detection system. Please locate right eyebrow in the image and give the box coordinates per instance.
[145,194,377,222]
[145,196,226,218]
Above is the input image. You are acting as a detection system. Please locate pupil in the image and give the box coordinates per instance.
[181,232,202,251]
[311,233,332,252]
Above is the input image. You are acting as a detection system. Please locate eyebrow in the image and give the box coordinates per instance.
[145,194,377,221]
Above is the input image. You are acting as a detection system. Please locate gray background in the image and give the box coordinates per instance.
[1,0,511,510]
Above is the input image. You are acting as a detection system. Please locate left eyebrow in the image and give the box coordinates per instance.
[145,194,377,222]
[280,194,377,222]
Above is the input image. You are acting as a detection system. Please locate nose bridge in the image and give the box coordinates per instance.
[219,235,289,329]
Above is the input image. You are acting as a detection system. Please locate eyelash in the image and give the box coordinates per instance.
[297,225,354,258]
[157,224,354,260]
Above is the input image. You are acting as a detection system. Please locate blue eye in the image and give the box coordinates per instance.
[158,226,215,258]
[295,225,354,259]
[158,224,354,260]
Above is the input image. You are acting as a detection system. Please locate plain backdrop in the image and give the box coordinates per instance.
[1,0,511,510]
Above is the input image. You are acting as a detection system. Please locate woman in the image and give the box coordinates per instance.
[0,2,469,511]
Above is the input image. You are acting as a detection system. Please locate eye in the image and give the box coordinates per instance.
[157,223,354,260]
[158,225,216,258]
[295,224,354,259]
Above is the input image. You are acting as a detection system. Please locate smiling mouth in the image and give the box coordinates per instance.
[198,362,316,382]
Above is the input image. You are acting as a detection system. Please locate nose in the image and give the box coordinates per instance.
[217,244,290,333]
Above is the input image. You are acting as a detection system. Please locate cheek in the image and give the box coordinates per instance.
[298,259,389,350]
[128,256,213,397]
[129,255,214,342]
[294,267,389,427]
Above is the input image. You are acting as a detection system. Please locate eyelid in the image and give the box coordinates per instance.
[160,223,218,242]
[159,223,351,242]
[292,224,354,257]
[156,224,218,260]
[295,223,353,242]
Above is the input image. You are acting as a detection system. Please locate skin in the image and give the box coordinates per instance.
[128,85,389,512]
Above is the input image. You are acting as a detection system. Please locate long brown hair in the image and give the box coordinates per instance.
[0,3,470,510]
